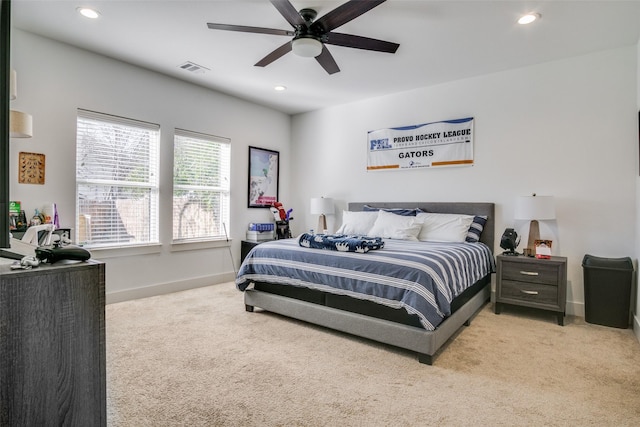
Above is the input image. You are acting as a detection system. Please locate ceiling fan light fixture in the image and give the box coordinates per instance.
[291,37,322,58]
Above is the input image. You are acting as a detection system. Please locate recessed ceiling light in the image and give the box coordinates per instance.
[274,85,287,92]
[518,13,541,25]
[77,7,101,19]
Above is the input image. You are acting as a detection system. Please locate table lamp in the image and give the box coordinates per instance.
[310,197,334,233]
[515,194,556,256]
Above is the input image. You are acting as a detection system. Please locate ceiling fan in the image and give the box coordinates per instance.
[207,0,400,75]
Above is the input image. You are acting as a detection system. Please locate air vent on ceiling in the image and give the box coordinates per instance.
[178,61,210,74]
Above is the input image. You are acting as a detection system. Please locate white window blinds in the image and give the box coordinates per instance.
[173,129,231,241]
[76,109,159,247]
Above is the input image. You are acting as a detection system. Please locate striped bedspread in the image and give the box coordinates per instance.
[236,238,495,331]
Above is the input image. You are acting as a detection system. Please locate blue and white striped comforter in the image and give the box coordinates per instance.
[236,238,495,331]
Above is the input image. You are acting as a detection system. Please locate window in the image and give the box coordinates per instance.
[76,109,159,248]
[173,129,230,241]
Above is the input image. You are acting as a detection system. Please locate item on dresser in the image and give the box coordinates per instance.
[237,201,496,365]
[500,228,520,255]
[10,256,40,270]
[246,222,275,241]
[246,230,274,241]
[248,222,274,231]
[275,220,291,239]
[534,239,552,259]
[8,209,27,231]
[35,245,91,264]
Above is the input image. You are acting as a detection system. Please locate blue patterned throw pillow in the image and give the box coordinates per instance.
[465,215,488,243]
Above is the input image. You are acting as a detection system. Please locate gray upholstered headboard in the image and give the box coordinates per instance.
[348,202,495,251]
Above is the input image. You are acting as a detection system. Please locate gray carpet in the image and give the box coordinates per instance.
[106,283,640,426]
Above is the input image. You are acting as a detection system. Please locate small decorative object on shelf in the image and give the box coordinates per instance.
[246,223,275,241]
[270,201,293,239]
[499,228,520,255]
[275,221,291,239]
[534,239,552,259]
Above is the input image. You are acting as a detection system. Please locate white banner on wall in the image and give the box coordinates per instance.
[367,117,474,171]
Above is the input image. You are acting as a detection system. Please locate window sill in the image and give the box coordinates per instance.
[171,238,232,252]
[82,239,231,259]
[88,244,162,259]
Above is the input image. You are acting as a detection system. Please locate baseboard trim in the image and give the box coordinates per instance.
[106,271,236,304]
[568,300,585,318]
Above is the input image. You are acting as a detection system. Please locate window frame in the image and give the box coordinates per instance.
[172,128,231,243]
[75,109,160,249]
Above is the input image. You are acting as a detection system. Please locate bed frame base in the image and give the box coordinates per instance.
[244,283,490,365]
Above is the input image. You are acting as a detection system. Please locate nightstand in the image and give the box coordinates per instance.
[495,254,567,325]
[241,240,273,263]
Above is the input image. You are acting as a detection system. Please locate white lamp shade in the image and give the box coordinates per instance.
[514,195,555,220]
[310,197,334,215]
[291,37,323,58]
[10,110,33,138]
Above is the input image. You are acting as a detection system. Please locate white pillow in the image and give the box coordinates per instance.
[335,211,379,235]
[368,210,422,241]
[416,212,475,242]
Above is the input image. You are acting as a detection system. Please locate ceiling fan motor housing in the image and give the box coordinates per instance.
[299,8,317,22]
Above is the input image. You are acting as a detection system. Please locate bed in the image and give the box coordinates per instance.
[237,202,495,364]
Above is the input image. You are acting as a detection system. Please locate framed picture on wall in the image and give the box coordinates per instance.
[248,146,279,208]
[18,152,46,185]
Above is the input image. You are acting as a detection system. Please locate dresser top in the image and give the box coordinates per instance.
[497,254,567,263]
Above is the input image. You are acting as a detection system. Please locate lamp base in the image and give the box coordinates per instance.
[526,219,540,257]
[317,214,327,234]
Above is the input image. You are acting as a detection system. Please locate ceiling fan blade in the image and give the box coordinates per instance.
[312,0,386,33]
[207,23,293,37]
[269,0,306,28]
[325,32,399,53]
[315,46,340,75]
[255,41,293,67]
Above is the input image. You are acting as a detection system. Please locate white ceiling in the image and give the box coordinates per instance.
[11,0,640,115]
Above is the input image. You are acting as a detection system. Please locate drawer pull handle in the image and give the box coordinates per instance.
[519,271,539,276]
[521,290,539,295]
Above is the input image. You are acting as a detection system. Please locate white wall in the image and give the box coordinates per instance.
[291,46,638,317]
[10,30,291,301]
[9,28,640,323]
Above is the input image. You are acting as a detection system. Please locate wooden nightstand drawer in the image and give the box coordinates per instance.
[500,262,560,286]
[499,280,559,306]
[495,255,567,325]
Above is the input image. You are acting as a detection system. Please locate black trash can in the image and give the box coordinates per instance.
[582,255,634,328]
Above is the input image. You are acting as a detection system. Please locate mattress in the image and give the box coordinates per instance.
[236,238,495,330]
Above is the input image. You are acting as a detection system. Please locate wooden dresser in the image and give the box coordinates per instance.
[495,254,567,325]
[0,260,106,426]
